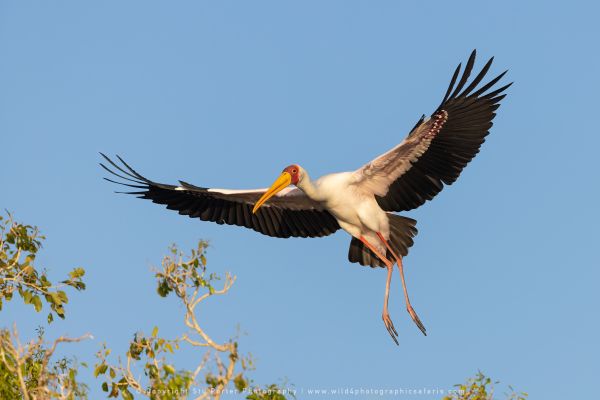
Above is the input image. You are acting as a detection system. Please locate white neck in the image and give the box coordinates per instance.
[297,170,321,201]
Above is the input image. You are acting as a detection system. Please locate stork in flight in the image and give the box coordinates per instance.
[101,50,510,345]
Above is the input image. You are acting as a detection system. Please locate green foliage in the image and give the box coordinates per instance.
[0,212,89,399]
[95,332,193,400]
[0,326,89,399]
[443,371,528,400]
[1,213,291,399]
[0,213,86,321]
[0,329,23,399]
[155,241,217,299]
[5,213,529,400]
[95,241,290,400]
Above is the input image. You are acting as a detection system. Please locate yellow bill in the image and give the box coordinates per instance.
[252,172,292,214]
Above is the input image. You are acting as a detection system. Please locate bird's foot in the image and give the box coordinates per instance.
[382,312,399,345]
[407,304,427,336]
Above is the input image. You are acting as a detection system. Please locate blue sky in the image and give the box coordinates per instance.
[1,1,598,399]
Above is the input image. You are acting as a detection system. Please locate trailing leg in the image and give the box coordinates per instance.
[377,232,427,336]
[359,235,399,345]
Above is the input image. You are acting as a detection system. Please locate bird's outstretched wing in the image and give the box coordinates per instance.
[100,154,340,238]
[351,50,511,211]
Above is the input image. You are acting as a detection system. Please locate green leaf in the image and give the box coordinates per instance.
[156,280,171,297]
[109,383,119,397]
[49,291,64,306]
[22,290,32,304]
[55,305,65,318]
[163,364,175,375]
[94,363,108,377]
[69,267,85,279]
[47,313,54,324]
[121,388,134,400]
[102,382,109,392]
[32,295,42,312]
[151,326,159,338]
[57,290,68,303]
[234,373,248,392]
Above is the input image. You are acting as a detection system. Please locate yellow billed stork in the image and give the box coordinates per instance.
[101,50,511,345]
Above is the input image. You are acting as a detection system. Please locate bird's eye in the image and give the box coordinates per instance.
[292,169,297,173]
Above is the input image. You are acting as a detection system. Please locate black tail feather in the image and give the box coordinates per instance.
[348,214,418,269]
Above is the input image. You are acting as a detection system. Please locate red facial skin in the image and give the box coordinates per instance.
[283,164,301,185]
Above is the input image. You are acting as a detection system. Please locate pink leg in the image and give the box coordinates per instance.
[377,232,427,336]
[359,236,399,345]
